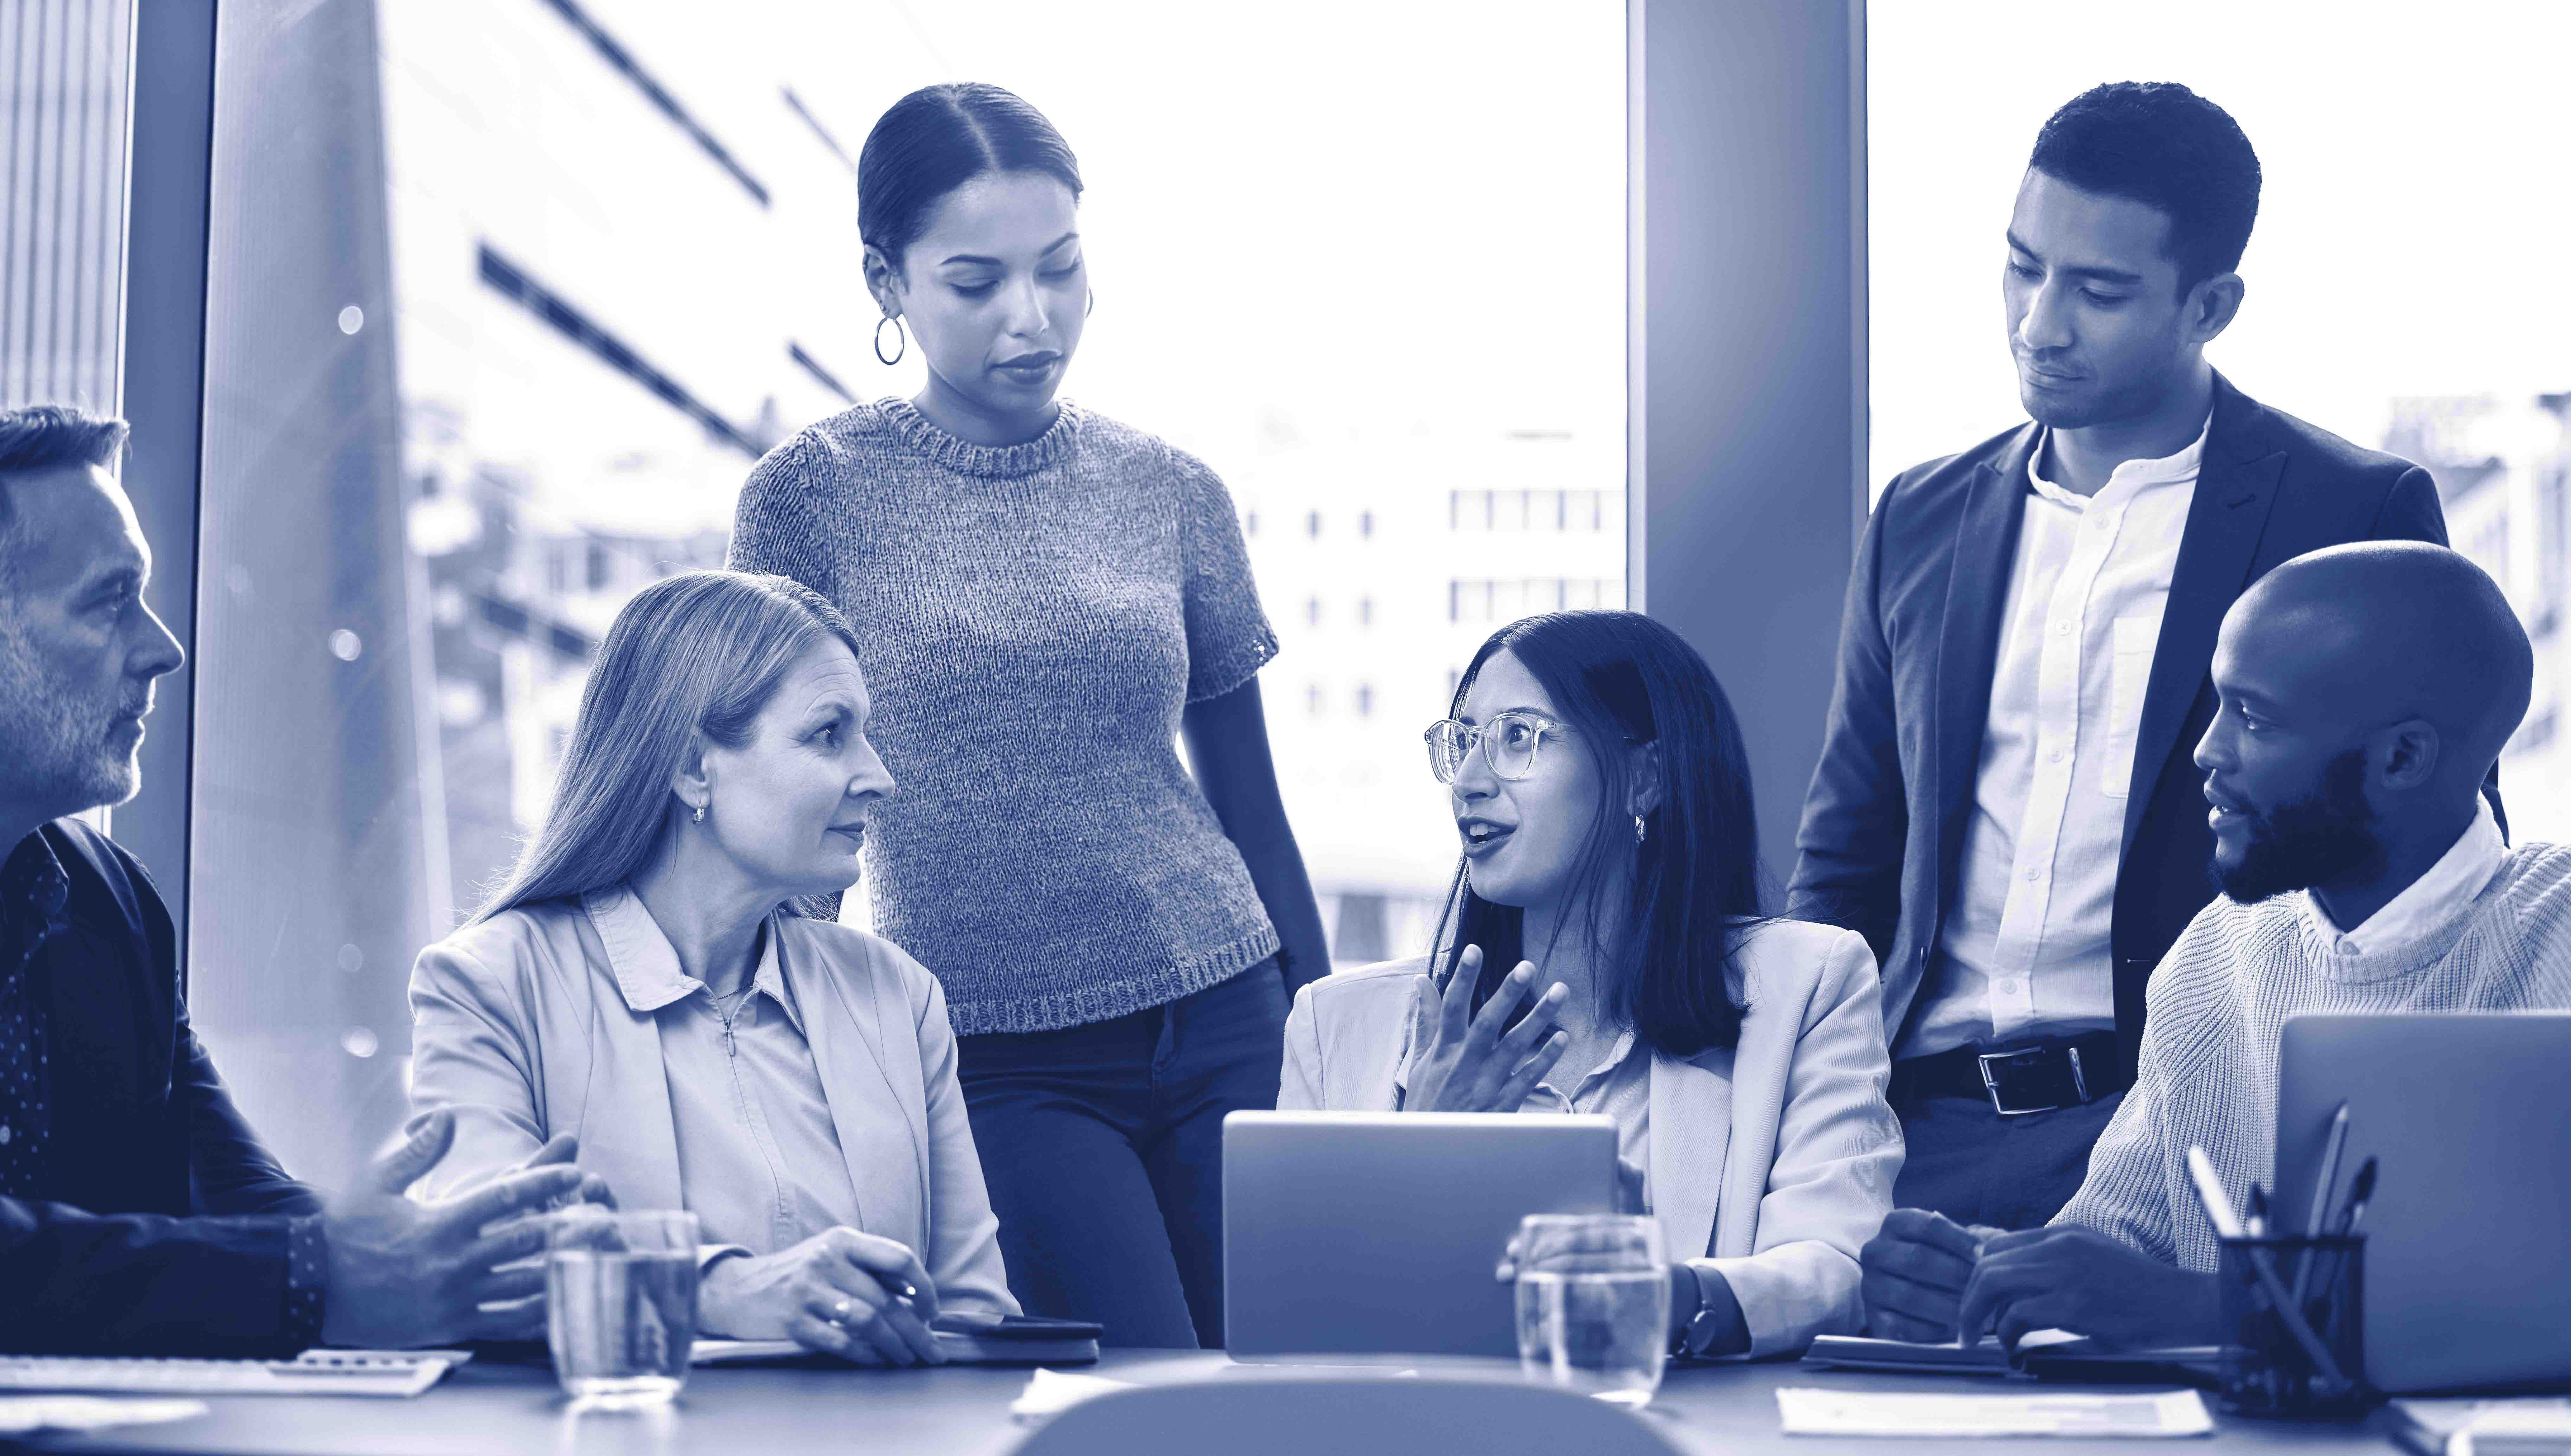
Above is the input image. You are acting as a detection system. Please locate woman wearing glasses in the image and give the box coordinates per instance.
[727,84,1327,1350]
[1279,611,1903,1359]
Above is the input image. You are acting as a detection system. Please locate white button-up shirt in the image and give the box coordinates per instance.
[2304,797,2506,960]
[1903,418,2208,1059]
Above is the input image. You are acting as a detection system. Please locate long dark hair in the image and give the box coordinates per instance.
[857,83,1083,266]
[1428,610,1767,1057]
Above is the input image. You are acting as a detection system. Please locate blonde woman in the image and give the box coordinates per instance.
[405,571,1014,1365]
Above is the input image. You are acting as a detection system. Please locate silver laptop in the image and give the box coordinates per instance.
[1222,1110,1619,1360]
[2275,1013,2571,1393]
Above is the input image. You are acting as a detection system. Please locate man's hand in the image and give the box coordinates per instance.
[700,1228,943,1367]
[1860,1208,1998,1342]
[508,1130,615,1209]
[319,1111,591,1348]
[1403,946,1569,1113]
[1956,1226,2221,1350]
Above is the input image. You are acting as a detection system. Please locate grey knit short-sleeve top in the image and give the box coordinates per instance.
[728,398,1281,1035]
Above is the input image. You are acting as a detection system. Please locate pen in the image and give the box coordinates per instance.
[2185,1147,2350,1391]
[2185,1148,2245,1239]
[2291,1104,2351,1307]
[2333,1158,2378,1238]
[2309,1158,2378,1339]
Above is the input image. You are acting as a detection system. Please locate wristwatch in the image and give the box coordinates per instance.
[1671,1266,1726,1359]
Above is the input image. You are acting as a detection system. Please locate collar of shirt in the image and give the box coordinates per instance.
[2027,412,2212,510]
[583,883,802,1034]
[1518,1025,1645,1112]
[2300,797,2507,966]
[1391,991,1647,1107]
[2,831,73,949]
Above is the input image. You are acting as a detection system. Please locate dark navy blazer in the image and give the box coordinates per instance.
[1787,373,2486,1077]
[0,818,320,1355]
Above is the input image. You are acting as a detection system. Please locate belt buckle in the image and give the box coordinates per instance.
[1977,1045,2089,1117]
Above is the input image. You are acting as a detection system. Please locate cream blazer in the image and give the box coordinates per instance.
[1280,919,1900,1357]
[405,885,1014,1316]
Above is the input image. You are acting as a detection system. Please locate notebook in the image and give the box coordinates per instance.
[0,1350,468,1399]
[1802,1335,2016,1375]
[1803,1333,2220,1384]
[692,1313,1101,1367]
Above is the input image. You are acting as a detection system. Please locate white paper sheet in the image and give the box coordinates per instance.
[1009,1368,1136,1421]
[0,1397,208,1435]
[1775,1387,2214,1439]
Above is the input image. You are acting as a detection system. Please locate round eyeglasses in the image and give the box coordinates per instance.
[1422,712,1572,785]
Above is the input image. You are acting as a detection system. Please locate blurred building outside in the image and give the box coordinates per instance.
[2385,393,2571,839]
[1229,420,1626,966]
[164,0,1625,1187]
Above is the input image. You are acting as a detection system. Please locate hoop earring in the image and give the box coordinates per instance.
[1633,814,1646,845]
[1085,287,1096,318]
[874,314,907,366]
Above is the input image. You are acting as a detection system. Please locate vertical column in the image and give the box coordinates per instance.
[0,0,132,412]
[114,0,212,927]
[1633,0,1867,886]
[188,0,436,1190]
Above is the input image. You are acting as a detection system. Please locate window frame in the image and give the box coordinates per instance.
[108,0,217,942]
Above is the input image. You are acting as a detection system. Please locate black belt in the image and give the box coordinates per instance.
[1893,1031,2129,1116]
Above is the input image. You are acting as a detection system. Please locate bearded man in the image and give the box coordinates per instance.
[1859,542,2571,1348]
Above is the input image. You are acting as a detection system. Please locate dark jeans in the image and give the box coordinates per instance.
[955,960,1287,1350]
[1891,1086,2128,1231]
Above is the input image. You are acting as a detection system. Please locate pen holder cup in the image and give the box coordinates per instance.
[2215,1234,2368,1419]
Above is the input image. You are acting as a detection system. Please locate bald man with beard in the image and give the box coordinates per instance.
[1857,541,2571,1350]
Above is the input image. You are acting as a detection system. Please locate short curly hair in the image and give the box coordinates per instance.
[2030,82,2262,294]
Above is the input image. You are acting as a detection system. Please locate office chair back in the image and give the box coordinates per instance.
[1006,1375,1687,1456]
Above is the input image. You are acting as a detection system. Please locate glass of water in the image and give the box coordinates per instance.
[1512,1213,1669,1407]
[546,1208,701,1406]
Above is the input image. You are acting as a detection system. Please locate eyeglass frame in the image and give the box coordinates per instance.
[1421,711,1577,785]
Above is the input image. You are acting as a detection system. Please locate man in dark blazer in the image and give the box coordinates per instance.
[0,405,598,1354]
[1789,85,2473,1318]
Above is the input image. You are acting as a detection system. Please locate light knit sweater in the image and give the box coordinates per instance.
[728,398,1281,1035]
[2054,840,2571,1272]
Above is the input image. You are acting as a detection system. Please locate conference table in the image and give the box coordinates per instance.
[16,1350,2416,1456]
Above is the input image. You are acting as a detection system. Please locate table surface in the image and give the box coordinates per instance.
[20,1351,2413,1456]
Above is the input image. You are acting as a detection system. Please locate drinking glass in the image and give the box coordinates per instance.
[1511,1213,1669,1407]
[546,1208,701,1406]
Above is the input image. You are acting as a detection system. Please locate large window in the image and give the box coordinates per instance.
[1,0,130,416]
[187,0,1624,1186]
[1870,2,2571,837]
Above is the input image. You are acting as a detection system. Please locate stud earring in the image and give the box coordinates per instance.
[692,803,706,824]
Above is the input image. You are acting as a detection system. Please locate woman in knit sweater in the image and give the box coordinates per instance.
[727,83,1329,1350]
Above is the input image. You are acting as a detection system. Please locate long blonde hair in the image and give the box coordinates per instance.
[474,570,863,922]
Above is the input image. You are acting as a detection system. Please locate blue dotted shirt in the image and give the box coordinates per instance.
[3,827,326,1348]
[0,833,66,1200]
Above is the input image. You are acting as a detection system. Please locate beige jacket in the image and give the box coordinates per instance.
[1280,919,1899,1357]
[405,885,1014,1316]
